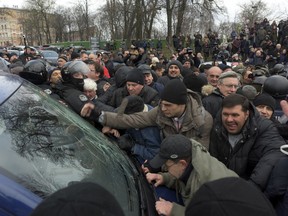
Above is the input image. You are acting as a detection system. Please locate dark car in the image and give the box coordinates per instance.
[39,50,59,66]
[0,72,157,216]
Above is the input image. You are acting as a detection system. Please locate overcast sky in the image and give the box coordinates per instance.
[1,0,288,23]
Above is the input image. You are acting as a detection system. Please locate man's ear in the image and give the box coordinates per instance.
[179,159,188,169]
[245,110,250,120]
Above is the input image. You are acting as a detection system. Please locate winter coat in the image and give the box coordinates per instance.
[161,140,238,216]
[102,90,213,149]
[209,105,285,190]
[157,74,183,87]
[108,85,160,108]
[128,126,161,163]
[202,89,224,119]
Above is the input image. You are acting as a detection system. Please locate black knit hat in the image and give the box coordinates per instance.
[161,79,187,104]
[124,95,145,114]
[183,74,207,93]
[253,93,276,112]
[30,182,124,216]
[167,60,183,72]
[185,177,276,216]
[126,68,145,85]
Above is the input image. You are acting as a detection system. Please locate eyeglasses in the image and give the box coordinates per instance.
[163,161,177,171]
[222,84,239,89]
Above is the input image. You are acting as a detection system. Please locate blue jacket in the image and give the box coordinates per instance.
[129,126,161,163]
[127,104,161,163]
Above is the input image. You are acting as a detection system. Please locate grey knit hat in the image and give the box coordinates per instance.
[167,60,183,72]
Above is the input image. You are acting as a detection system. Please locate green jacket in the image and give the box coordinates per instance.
[160,140,238,216]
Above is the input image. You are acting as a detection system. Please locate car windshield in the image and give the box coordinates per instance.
[0,79,140,216]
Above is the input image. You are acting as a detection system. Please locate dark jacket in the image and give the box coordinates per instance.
[149,81,164,94]
[157,74,183,86]
[108,85,160,108]
[202,89,224,119]
[209,105,285,190]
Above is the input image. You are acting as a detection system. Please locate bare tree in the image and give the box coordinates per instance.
[51,7,68,43]
[238,0,270,28]
[25,0,55,44]
[142,0,161,38]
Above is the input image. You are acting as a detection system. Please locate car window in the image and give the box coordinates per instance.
[42,51,58,57]
[0,81,140,216]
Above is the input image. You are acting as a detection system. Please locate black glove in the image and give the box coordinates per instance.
[117,134,135,151]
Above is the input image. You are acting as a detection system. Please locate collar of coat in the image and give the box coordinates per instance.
[156,90,206,130]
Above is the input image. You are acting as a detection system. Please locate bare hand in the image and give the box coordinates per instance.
[280,100,288,117]
[80,103,95,117]
[141,160,150,174]
[146,173,163,187]
[155,198,173,216]
[102,126,120,138]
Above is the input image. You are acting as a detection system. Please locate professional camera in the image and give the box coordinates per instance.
[186,48,193,54]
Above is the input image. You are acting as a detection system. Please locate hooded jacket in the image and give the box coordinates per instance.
[102,90,213,149]
[209,104,285,190]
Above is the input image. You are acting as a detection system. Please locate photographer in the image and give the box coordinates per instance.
[216,44,230,62]
[177,47,194,65]
[194,32,203,54]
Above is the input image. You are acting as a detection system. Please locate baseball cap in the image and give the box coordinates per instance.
[138,64,152,74]
[149,134,192,169]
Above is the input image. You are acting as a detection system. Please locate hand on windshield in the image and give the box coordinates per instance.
[102,126,120,138]
[155,198,173,216]
[146,173,163,187]
[80,103,95,117]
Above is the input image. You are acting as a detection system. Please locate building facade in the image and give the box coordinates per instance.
[0,6,24,47]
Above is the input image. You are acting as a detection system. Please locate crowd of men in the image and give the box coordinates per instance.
[1,17,288,216]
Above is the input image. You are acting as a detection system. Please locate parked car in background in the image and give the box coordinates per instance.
[8,46,39,56]
[0,72,157,216]
[38,50,59,66]
[86,49,111,56]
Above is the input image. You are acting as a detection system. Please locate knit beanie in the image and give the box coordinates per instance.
[124,95,145,114]
[58,55,68,62]
[30,182,125,216]
[126,68,144,85]
[167,60,183,72]
[185,177,276,216]
[161,79,187,104]
[183,74,207,93]
[253,93,276,112]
